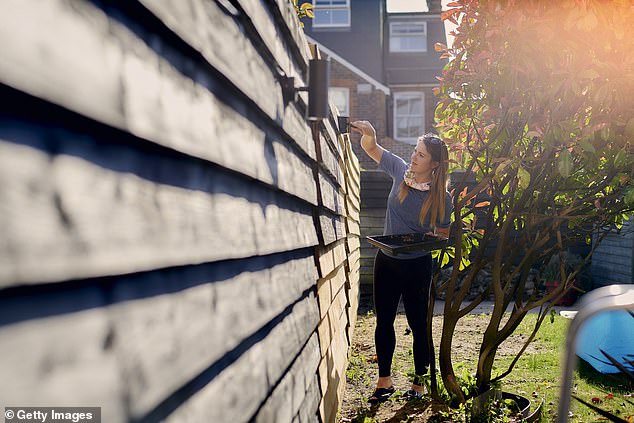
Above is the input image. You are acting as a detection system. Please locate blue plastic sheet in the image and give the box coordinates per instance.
[576,310,634,374]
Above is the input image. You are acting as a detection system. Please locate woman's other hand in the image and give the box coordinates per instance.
[436,227,450,239]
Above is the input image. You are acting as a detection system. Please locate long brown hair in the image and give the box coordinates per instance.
[398,134,449,228]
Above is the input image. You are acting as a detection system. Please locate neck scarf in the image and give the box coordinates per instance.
[404,166,431,191]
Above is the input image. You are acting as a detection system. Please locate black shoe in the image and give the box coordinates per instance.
[403,388,424,401]
[368,386,395,404]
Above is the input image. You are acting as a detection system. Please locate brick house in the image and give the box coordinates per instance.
[302,0,448,287]
[303,0,447,170]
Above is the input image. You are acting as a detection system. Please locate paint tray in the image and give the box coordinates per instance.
[366,233,448,255]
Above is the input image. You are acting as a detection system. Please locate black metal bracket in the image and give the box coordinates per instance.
[281,76,306,105]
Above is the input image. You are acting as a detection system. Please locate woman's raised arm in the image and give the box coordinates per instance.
[350,120,385,164]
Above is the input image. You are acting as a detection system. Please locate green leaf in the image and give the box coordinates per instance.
[558,149,572,177]
[459,256,471,271]
[614,149,628,168]
[518,167,530,189]
[578,138,596,153]
[625,188,634,206]
[600,126,610,141]
[441,252,450,267]
[495,159,512,178]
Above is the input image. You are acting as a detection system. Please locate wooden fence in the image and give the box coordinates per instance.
[0,1,360,422]
[359,171,391,288]
[592,219,634,286]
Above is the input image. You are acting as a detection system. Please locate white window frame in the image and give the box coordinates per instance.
[393,91,425,144]
[389,21,427,53]
[312,0,351,28]
[329,87,350,116]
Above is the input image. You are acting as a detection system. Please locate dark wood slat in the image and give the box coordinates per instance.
[318,212,347,247]
[319,172,346,216]
[0,142,317,286]
[0,254,319,421]
[361,170,392,183]
[321,119,343,162]
[347,235,361,252]
[316,239,347,278]
[318,316,348,423]
[164,293,320,423]
[360,208,387,218]
[0,1,318,188]
[346,195,361,217]
[0,306,125,422]
[361,197,390,208]
[137,0,317,161]
[268,0,312,63]
[347,218,361,236]
[346,201,360,223]
[139,0,282,121]
[591,254,633,267]
[233,0,309,76]
[254,334,321,423]
[361,215,386,229]
[317,133,344,187]
[316,264,346,319]
[292,374,321,423]
[317,286,347,359]
[329,263,348,300]
[348,249,361,270]
[317,314,332,358]
[112,256,318,418]
[346,181,361,207]
[345,157,361,184]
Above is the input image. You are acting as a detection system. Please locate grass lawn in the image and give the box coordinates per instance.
[497,314,633,422]
[339,310,634,422]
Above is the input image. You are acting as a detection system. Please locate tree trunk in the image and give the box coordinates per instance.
[476,340,497,394]
[439,313,465,403]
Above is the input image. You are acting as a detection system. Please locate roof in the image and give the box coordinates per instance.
[306,35,391,95]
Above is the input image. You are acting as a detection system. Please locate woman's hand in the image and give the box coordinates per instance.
[350,120,376,138]
[350,120,384,164]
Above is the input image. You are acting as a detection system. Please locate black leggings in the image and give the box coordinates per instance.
[373,250,432,378]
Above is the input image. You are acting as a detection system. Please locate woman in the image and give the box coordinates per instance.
[350,120,451,403]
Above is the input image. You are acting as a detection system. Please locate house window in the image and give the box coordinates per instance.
[389,22,427,52]
[313,0,350,28]
[386,0,429,13]
[329,87,349,115]
[393,92,425,143]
